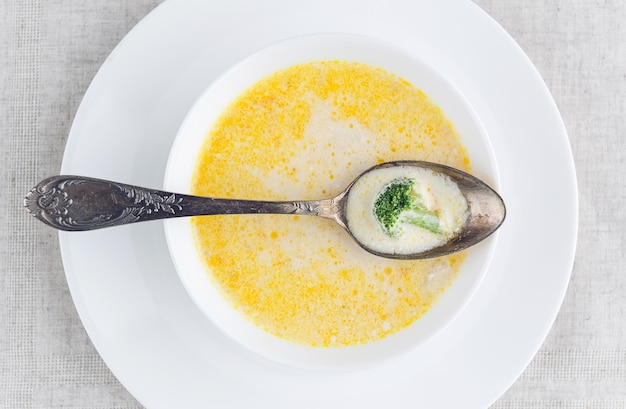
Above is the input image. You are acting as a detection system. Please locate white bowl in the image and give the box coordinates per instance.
[164,33,499,371]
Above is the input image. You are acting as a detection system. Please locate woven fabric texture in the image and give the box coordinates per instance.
[1,0,624,407]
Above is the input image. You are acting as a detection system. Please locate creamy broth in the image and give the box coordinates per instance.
[191,61,472,347]
[346,166,469,255]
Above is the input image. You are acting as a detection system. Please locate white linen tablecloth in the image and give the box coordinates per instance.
[1,0,624,407]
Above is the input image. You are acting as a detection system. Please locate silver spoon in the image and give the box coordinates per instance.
[24,160,505,260]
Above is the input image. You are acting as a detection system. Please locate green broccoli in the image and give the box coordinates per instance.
[373,177,442,237]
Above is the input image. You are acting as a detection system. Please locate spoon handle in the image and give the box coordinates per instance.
[24,175,344,231]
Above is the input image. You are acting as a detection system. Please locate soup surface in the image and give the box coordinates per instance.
[191,60,471,347]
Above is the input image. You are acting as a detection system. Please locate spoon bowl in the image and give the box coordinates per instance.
[343,161,505,259]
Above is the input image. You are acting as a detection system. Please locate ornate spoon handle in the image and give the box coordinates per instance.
[24,175,345,232]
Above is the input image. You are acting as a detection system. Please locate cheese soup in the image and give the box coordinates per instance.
[191,60,471,347]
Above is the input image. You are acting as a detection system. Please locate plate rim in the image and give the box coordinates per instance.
[58,0,579,407]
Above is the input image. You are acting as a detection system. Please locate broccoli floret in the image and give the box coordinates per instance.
[373,177,441,237]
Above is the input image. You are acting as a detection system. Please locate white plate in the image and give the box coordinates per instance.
[59,0,578,408]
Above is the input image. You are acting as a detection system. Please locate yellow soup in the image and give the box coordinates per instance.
[191,60,471,347]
